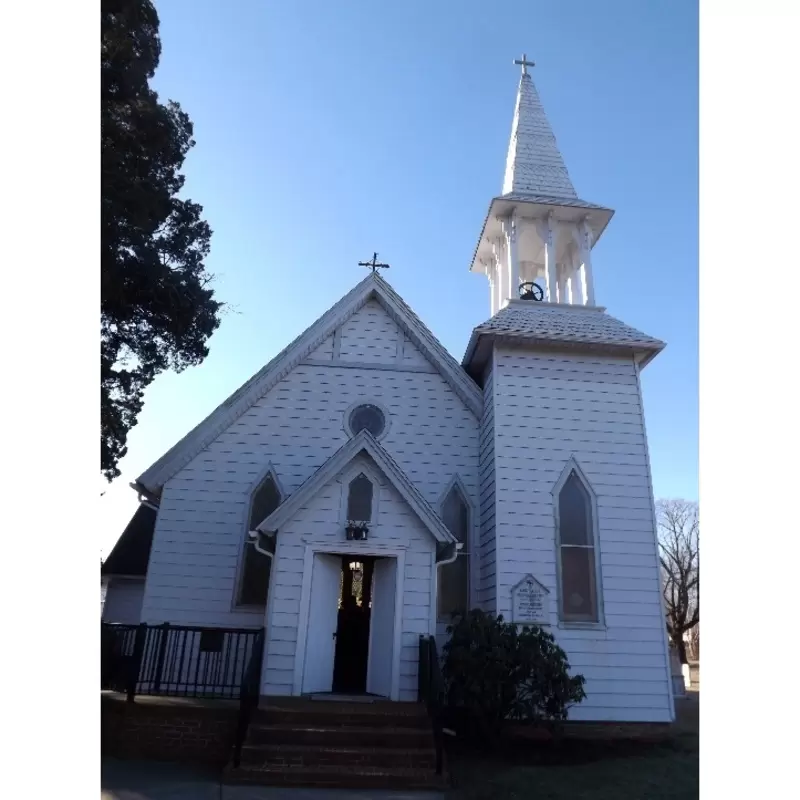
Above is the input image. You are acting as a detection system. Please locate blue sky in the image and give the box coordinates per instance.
[100,0,698,556]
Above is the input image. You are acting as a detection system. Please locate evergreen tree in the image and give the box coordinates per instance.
[101,0,221,479]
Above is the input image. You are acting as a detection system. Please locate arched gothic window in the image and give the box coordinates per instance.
[237,472,281,607]
[557,468,600,623]
[437,484,469,619]
[347,473,374,521]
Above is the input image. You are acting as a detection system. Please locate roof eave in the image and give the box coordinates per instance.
[462,330,665,372]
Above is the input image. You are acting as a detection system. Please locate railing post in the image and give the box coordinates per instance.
[127,623,147,703]
[418,635,429,703]
[152,622,170,694]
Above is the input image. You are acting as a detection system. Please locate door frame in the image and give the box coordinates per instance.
[293,542,406,700]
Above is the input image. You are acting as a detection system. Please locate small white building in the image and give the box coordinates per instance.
[118,63,674,722]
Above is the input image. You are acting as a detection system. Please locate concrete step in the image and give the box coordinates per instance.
[247,722,433,748]
[224,763,447,791]
[253,704,429,730]
[239,743,436,770]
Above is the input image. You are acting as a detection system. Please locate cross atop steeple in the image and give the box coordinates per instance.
[513,53,535,76]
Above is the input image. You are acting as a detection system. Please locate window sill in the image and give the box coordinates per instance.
[557,621,606,631]
[234,604,267,612]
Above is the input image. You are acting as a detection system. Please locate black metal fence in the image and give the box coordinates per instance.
[101,623,264,701]
[418,634,445,775]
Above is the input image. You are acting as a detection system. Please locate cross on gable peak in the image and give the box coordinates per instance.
[358,252,390,274]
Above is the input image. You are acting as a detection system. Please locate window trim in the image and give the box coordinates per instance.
[234,463,284,610]
[338,461,382,529]
[552,458,605,629]
[436,475,474,622]
[342,399,391,441]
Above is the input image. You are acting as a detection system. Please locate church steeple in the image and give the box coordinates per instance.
[470,58,614,315]
[503,59,577,200]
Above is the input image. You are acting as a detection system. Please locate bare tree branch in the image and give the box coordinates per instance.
[657,498,699,664]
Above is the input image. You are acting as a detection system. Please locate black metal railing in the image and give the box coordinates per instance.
[233,628,265,767]
[418,634,445,776]
[101,623,264,701]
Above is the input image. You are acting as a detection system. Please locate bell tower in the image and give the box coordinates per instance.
[470,56,614,314]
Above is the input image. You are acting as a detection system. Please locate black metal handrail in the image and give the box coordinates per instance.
[233,628,265,767]
[101,622,264,701]
[418,634,445,776]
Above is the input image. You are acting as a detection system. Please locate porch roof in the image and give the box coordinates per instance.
[251,430,458,548]
[102,504,157,577]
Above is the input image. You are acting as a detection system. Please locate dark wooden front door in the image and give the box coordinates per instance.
[332,557,375,693]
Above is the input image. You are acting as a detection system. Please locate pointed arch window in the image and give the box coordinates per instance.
[347,473,374,522]
[437,484,470,619]
[237,472,281,607]
[556,468,600,624]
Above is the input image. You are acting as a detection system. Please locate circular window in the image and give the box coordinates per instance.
[348,404,386,438]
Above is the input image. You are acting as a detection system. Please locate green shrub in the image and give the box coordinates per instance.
[441,609,586,743]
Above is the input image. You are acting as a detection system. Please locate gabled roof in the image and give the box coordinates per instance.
[252,429,457,547]
[101,504,157,577]
[463,300,665,376]
[136,273,482,496]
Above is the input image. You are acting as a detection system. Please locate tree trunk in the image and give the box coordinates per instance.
[676,637,688,665]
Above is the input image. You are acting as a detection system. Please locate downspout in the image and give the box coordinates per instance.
[249,529,276,560]
[138,496,160,512]
[435,542,463,566]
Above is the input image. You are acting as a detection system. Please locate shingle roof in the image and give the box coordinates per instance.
[462,301,665,370]
[503,73,577,199]
[101,504,157,577]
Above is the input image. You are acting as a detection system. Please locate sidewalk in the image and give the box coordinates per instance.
[101,758,445,800]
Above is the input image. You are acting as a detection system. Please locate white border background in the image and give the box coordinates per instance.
[700,1,800,797]
[2,0,99,795]
[2,1,799,796]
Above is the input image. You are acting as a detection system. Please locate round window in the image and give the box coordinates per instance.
[348,404,386,438]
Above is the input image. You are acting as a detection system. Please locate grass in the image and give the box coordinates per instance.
[446,696,699,800]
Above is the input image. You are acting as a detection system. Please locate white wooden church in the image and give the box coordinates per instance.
[103,61,674,723]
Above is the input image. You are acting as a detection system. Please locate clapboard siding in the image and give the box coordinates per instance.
[262,465,436,701]
[103,578,145,624]
[338,300,401,363]
[492,346,672,723]
[307,335,334,361]
[402,335,431,369]
[140,299,478,666]
[478,365,497,611]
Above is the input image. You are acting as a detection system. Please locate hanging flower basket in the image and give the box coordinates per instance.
[345,519,370,541]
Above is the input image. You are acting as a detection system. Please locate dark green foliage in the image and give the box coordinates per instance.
[101,0,221,479]
[442,609,586,744]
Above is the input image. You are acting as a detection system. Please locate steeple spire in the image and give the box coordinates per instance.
[502,59,577,200]
[469,57,615,315]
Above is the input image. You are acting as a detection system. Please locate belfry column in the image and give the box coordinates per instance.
[557,264,568,305]
[503,213,520,302]
[577,219,596,306]
[492,237,508,309]
[487,262,497,315]
[569,248,584,305]
[535,213,558,302]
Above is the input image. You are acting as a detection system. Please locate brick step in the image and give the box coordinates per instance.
[239,743,437,770]
[254,706,429,730]
[247,722,433,748]
[224,763,447,791]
